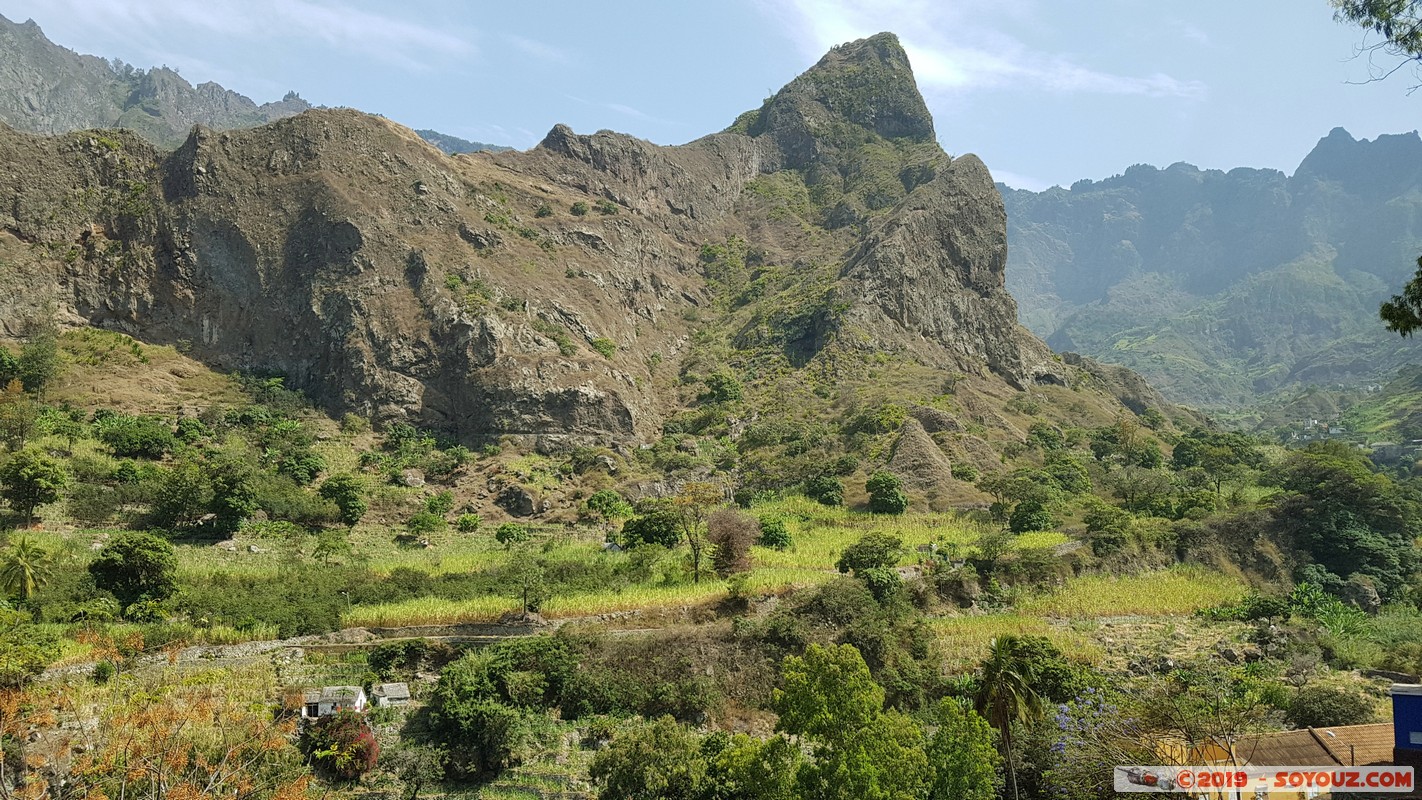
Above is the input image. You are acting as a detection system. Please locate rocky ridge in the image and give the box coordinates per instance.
[0,32,1160,460]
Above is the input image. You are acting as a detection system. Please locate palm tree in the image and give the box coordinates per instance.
[974,636,1046,800]
[0,536,51,603]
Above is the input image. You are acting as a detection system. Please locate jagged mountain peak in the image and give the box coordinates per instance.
[737,32,935,170]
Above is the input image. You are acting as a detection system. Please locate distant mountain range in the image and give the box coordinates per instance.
[0,13,509,155]
[1003,127,1422,408]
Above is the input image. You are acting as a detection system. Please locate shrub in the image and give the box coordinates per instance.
[954,463,979,483]
[495,522,531,547]
[456,513,482,533]
[591,338,617,358]
[865,471,908,515]
[707,509,756,576]
[1287,685,1375,729]
[426,490,455,515]
[622,505,682,549]
[701,371,743,404]
[837,533,905,575]
[91,660,115,684]
[406,511,447,535]
[805,475,844,507]
[88,531,178,608]
[304,709,379,780]
[570,201,589,216]
[1009,500,1054,533]
[758,516,792,549]
[594,199,618,215]
[96,415,175,459]
[319,473,368,527]
[535,203,553,218]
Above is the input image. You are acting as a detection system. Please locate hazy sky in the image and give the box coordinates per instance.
[4,0,1421,190]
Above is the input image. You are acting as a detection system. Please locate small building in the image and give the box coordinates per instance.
[300,685,368,719]
[372,682,411,708]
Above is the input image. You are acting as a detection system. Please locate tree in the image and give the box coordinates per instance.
[207,452,259,534]
[303,708,379,780]
[586,489,633,524]
[96,414,174,459]
[1008,499,1055,533]
[386,744,446,800]
[88,531,179,608]
[706,508,756,576]
[0,448,67,525]
[495,522,531,548]
[758,516,792,549]
[623,501,683,549]
[805,474,844,506]
[674,482,723,583]
[836,532,904,575]
[319,473,368,527]
[865,470,909,514]
[150,461,212,530]
[16,320,59,398]
[0,536,51,602]
[774,643,930,800]
[590,716,707,800]
[0,380,38,451]
[1335,1,1422,83]
[313,527,351,565]
[505,548,548,614]
[926,698,1001,800]
[975,636,1046,800]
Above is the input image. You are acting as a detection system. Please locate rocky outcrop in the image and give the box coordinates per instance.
[0,32,1097,449]
[0,14,313,148]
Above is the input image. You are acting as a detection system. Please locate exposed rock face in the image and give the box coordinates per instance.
[0,32,1077,448]
[0,14,312,148]
[1004,127,1422,406]
[888,418,955,490]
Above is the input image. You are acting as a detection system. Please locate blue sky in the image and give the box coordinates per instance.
[4,0,1421,190]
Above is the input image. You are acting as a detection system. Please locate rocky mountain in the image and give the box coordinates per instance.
[0,13,504,158]
[414,130,512,156]
[0,13,313,148]
[1003,128,1422,408]
[0,32,1178,477]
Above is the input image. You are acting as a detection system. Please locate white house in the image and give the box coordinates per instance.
[372,682,411,708]
[300,685,368,719]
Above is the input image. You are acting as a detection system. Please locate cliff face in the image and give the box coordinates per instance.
[1004,128,1422,407]
[0,14,312,148]
[0,33,1079,449]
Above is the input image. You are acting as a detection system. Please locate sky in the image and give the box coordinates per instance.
[3,0,1421,191]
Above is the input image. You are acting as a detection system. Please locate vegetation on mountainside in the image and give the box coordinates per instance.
[0,314,1418,798]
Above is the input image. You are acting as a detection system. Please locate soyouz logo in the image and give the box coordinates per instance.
[1114,766,1415,793]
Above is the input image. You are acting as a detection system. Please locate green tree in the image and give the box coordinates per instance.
[774,643,930,800]
[586,489,633,523]
[88,531,179,608]
[495,522,531,548]
[701,371,743,404]
[704,734,802,800]
[1335,1,1422,81]
[0,380,38,451]
[318,473,368,527]
[207,452,258,534]
[16,321,59,398]
[303,708,379,780]
[1287,685,1375,728]
[622,501,683,549]
[974,636,1046,800]
[805,474,845,506]
[505,548,548,614]
[865,470,909,515]
[0,448,67,524]
[386,744,446,800]
[312,527,351,565]
[0,536,52,602]
[836,532,904,575]
[674,482,723,583]
[590,716,707,800]
[1008,499,1055,533]
[926,698,1001,800]
[150,461,212,531]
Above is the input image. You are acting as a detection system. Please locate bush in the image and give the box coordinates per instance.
[1008,500,1054,533]
[594,199,618,215]
[1287,685,1375,729]
[707,509,756,577]
[88,531,178,608]
[304,709,379,780]
[866,471,908,515]
[91,660,115,684]
[805,475,844,507]
[591,338,617,358]
[758,516,792,549]
[495,522,530,547]
[96,415,175,459]
[701,371,743,404]
[426,490,455,515]
[535,203,553,218]
[953,463,979,483]
[836,533,904,575]
[570,201,589,216]
[407,511,447,535]
[456,513,482,533]
[622,505,682,549]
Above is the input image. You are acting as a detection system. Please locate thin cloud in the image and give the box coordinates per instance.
[759,0,1206,100]
[503,33,569,65]
[992,169,1053,192]
[12,0,473,72]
